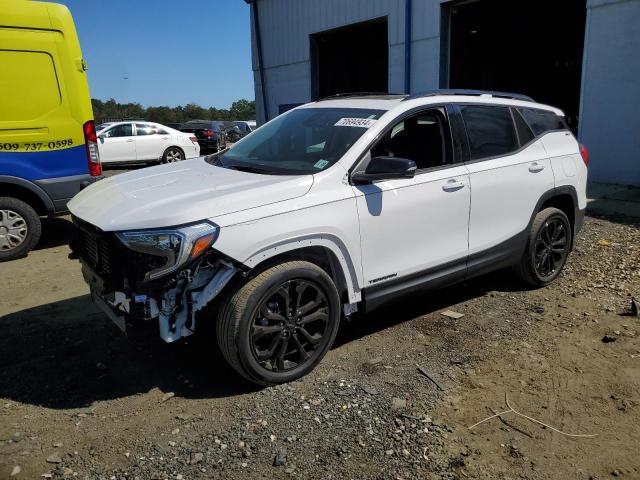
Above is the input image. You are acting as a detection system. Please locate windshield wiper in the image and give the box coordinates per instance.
[223,163,275,175]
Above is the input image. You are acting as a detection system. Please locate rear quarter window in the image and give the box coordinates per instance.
[518,108,566,136]
[460,105,518,161]
[0,50,61,122]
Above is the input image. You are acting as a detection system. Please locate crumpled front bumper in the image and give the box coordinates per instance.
[83,259,237,342]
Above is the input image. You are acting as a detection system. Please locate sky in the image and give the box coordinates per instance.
[60,0,254,109]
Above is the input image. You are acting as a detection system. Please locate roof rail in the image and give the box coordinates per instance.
[404,89,534,102]
[319,92,406,101]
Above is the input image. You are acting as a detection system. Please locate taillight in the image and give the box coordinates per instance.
[83,120,101,176]
[580,144,589,167]
[204,129,215,138]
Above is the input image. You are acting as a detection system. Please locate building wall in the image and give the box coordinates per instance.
[249,0,640,185]
[249,0,443,123]
[579,0,640,186]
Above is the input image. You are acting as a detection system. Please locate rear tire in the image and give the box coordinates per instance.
[217,261,341,385]
[514,207,572,287]
[161,147,184,163]
[0,197,41,262]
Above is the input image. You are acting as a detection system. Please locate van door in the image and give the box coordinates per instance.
[98,124,135,163]
[461,105,555,276]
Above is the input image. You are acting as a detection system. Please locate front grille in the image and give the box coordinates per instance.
[72,216,114,277]
[81,232,111,275]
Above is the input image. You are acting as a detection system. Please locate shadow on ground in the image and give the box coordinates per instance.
[34,217,76,251]
[0,269,525,410]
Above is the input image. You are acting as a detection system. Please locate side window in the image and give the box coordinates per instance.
[460,105,518,161]
[518,108,566,136]
[511,108,535,146]
[103,124,133,138]
[371,108,453,171]
[156,128,169,135]
[135,123,156,136]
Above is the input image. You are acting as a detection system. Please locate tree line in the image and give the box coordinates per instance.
[91,98,256,124]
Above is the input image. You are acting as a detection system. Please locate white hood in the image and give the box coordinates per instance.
[68,158,313,231]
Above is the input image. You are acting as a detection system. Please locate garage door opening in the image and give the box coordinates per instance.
[311,18,388,100]
[445,0,586,131]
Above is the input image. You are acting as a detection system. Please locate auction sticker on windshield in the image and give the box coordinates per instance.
[334,118,377,128]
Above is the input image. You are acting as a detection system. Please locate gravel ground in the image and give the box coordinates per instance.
[1,167,639,480]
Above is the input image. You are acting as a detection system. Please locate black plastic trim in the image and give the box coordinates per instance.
[363,257,467,312]
[0,175,55,214]
[35,173,93,199]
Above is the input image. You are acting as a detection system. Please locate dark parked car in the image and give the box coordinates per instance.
[164,122,183,130]
[234,121,253,137]
[222,121,243,142]
[179,120,227,153]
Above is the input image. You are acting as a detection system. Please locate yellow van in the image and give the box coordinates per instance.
[0,0,101,261]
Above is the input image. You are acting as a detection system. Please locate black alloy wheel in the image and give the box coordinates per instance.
[250,279,330,372]
[533,217,569,280]
[514,207,572,287]
[217,261,341,385]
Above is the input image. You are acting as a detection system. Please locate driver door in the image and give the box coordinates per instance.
[353,108,470,302]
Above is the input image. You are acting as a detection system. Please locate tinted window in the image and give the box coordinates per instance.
[371,108,452,170]
[103,124,133,138]
[460,105,518,160]
[512,108,535,146]
[518,108,566,136]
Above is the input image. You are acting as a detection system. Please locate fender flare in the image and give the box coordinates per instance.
[531,185,579,227]
[0,175,55,214]
[241,234,363,304]
[528,185,581,249]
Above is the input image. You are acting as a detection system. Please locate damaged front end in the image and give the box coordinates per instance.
[71,216,238,342]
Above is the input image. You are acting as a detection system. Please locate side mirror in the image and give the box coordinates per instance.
[352,156,417,184]
[98,134,105,140]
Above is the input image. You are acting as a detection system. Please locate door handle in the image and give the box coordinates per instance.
[442,179,465,192]
[126,139,134,142]
[161,137,169,140]
[528,162,545,173]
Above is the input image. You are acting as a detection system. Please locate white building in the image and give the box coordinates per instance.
[245,0,640,186]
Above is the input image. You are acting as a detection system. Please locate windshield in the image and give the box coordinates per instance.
[214,107,384,175]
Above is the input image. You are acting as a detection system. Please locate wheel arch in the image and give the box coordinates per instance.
[0,176,53,216]
[162,145,185,161]
[533,185,580,248]
[240,236,362,304]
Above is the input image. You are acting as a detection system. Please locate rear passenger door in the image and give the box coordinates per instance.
[134,123,170,161]
[459,104,555,274]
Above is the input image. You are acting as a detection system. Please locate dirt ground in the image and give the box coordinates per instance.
[1,174,639,479]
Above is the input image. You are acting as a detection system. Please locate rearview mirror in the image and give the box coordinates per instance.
[352,156,417,184]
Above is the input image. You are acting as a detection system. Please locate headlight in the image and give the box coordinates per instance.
[116,223,219,281]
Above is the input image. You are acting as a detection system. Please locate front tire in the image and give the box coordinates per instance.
[217,261,341,385]
[0,197,41,262]
[514,207,572,287]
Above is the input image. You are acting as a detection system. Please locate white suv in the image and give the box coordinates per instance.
[68,90,588,385]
